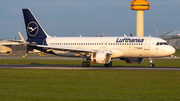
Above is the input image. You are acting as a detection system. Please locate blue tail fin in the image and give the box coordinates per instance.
[22,9,48,39]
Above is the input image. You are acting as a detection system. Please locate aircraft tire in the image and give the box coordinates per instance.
[104,61,112,67]
[82,61,87,67]
[86,61,90,67]
[82,61,90,67]
[149,63,155,68]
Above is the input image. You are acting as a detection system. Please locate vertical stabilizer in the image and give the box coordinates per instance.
[22,9,49,39]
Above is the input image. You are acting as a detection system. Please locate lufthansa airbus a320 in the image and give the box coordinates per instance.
[18,9,175,67]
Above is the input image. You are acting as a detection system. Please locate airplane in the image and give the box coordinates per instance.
[19,8,175,67]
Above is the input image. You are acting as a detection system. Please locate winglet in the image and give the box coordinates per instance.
[18,32,27,46]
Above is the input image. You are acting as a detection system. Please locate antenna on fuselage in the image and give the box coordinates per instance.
[130,33,132,37]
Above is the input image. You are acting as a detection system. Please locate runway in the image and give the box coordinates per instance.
[0,64,180,71]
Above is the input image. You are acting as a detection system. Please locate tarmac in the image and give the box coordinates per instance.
[0,65,180,71]
[0,53,180,71]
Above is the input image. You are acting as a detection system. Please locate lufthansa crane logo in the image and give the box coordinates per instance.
[27,21,39,37]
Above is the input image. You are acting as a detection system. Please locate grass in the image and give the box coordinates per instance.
[0,54,180,100]
[0,59,180,67]
[0,69,180,101]
[174,49,180,57]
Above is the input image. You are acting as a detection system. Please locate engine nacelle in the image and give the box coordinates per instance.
[120,58,143,64]
[91,53,111,64]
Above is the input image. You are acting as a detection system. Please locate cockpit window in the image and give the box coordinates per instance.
[156,42,168,46]
[156,42,159,45]
[163,42,168,45]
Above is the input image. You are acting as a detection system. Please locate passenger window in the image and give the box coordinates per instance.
[156,42,159,45]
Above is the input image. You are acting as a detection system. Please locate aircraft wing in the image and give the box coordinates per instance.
[36,44,108,53]
[6,39,23,43]
[7,32,25,44]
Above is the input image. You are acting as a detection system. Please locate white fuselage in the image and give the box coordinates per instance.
[45,36,175,58]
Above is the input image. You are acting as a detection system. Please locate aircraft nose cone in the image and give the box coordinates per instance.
[169,46,176,55]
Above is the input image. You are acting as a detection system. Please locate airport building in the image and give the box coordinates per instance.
[0,39,28,53]
[161,30,180,49]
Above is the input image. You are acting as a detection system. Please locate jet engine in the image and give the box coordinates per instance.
[120,58,143,64]
[91,53,111,64]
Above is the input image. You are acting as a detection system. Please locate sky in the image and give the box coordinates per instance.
[0,0,180,39]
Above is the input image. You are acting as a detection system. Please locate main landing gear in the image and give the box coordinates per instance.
[82,61,90,67]
[148,58,155,68]
[104,61,112,67]
[82,61,112,67]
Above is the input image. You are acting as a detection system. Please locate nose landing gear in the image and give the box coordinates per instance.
[148,58,155,68]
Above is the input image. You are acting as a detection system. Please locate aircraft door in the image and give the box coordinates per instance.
[144,39,151,50]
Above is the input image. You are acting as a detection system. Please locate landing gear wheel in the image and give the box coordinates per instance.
[86,61,90,67]
[104,61,112,67]
[82,61,91,67]
[148,58,155,68]
[149,63,155,68]
[82,61,87,67]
